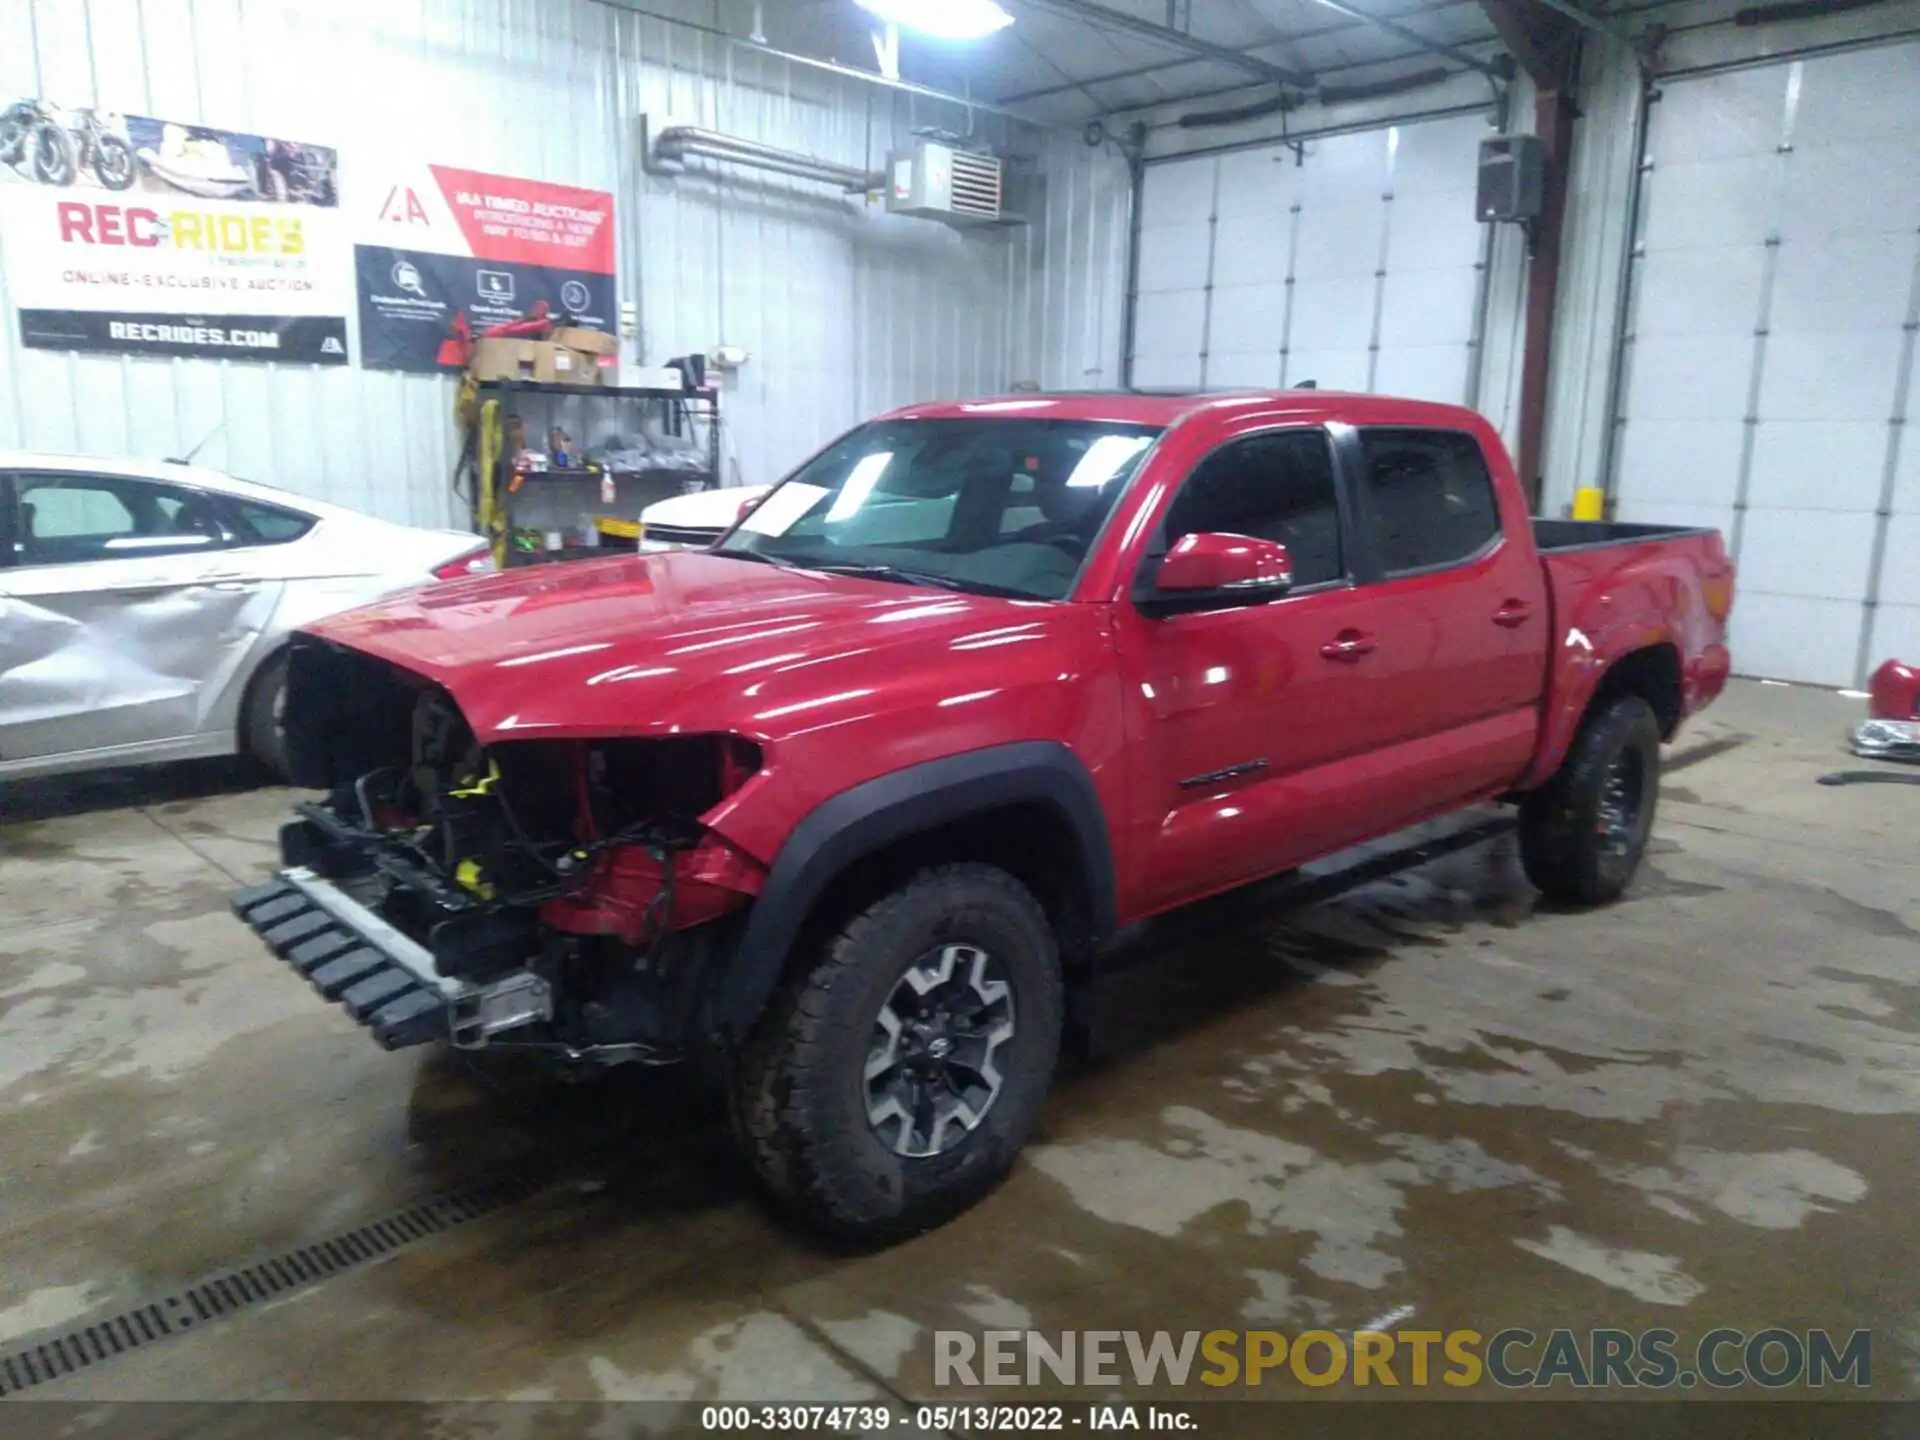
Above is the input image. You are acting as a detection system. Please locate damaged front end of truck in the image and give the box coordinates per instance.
[231,637,767,1064]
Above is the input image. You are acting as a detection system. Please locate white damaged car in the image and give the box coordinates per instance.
[0,453,492,782]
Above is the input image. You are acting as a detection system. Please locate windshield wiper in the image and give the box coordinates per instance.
[715,549,812,573]
[714,552,946,586]
[800,562,974,592]
[718,553,1028,598]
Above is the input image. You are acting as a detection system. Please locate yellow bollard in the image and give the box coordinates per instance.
[1572,486,1606,521]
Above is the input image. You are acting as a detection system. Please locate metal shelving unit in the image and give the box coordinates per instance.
[475,378,722,567]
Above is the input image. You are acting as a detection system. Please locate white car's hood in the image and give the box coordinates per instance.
[641,484,771,530]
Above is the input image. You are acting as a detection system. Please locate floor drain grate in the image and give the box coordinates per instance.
[0,1169,549,1397]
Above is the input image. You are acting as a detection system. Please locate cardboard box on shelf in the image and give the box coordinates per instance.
[471,337,539,383]
[471,338,566,384]
[470,338,604,387]
[549,347,605,387]
[629,365,683,391]
[555,326,618,383]
[552,326,617,356]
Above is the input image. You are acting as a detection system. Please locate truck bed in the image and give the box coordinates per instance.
[1518,518,1735,791]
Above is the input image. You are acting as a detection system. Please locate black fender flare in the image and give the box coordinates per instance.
[710,741,1117,1039]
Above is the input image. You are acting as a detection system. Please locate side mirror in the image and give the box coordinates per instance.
[1154,532,1294,599]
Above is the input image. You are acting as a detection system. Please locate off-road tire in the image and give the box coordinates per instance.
[242,651,291,779]
[1520,694,1661,906]
[731,863,1063,1242]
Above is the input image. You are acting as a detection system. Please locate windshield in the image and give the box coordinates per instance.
[711,416,1162,600]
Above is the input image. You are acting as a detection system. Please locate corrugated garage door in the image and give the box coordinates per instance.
[1130,111,1494,403]
[1611,41,1920,687]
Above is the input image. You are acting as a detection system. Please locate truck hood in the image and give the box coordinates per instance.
[304,549,1080,743]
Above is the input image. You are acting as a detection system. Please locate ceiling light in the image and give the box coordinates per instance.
[856,0,1015,41]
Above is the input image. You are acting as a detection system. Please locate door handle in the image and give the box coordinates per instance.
[196,571,254,592]
[1320,629,1377,662]
[1493,599,1534,628]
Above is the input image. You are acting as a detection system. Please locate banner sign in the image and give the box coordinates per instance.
[355,163,616,373]
[0,99,347,363]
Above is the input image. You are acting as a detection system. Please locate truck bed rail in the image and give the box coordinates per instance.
[1533,519,1717,554]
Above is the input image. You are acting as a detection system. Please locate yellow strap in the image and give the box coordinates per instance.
[454,857,495,900]
[476,399,506,568]
[450,758,501,799]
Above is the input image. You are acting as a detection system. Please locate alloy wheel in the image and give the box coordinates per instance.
[865,943,1015,1159]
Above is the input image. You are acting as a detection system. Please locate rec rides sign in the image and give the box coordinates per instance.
[0,98,348,363]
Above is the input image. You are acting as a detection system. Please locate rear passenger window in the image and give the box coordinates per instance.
[1164,429,1343,587]
[231,499,316,544]
[1357,429,1502,575]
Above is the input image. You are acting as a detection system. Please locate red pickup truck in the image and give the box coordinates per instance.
[232,390,1733,1238]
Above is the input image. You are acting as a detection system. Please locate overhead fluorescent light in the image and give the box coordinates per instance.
[856,0,1015,41]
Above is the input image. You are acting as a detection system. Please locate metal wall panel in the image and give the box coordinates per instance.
[1543,1,1920,522]
[1130,157,1214,390]
[1004,128,1135,394]
[0,0,1130,526]
[1608,39,1920,686]
[1128,111,1496,408]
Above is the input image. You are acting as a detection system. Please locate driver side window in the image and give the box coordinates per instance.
[1164,429,1344,588]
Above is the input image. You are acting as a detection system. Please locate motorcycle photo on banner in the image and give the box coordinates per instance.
[354,162,615,373]
[0,97,348,363]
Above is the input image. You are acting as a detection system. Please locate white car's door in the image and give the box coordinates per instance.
[0,469,282,764]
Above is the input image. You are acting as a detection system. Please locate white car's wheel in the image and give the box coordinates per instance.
[243,652,291,779]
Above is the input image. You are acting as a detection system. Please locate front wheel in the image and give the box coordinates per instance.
[731,863,1063,1242]
[92,134,136,190]
[1519,694,1661,906]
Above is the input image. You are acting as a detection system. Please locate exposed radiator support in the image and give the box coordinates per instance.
[644,120,883,194]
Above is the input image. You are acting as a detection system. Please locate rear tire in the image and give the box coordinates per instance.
[243,652,291,779]
[730,863,1062,1243]
[1520,694,1661,906]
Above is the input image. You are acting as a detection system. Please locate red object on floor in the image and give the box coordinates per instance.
[1868,659,1920,721]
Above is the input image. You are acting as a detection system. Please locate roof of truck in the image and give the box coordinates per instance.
[882,390,1482,430]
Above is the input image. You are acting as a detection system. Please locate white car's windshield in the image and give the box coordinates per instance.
[711,417,1162,600]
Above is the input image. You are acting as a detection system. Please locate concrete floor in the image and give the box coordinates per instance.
[2,679,1916,1429]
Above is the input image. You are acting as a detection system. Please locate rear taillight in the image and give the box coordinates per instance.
[433,545,495,581]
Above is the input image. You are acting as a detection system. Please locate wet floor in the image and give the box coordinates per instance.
[1,681,1916,1430]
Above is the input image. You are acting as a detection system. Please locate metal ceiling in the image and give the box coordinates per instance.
[746,0,1534,124]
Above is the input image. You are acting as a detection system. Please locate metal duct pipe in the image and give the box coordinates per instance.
[650,124,884,193]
